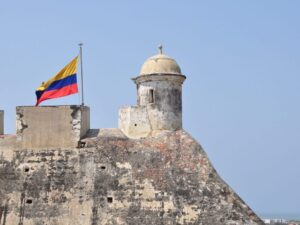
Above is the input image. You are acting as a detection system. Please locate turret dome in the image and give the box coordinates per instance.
[139,47,182,76]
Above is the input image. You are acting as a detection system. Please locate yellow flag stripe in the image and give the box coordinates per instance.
[36,56,78,91]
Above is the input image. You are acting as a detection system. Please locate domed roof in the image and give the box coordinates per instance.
[140,47,182,76]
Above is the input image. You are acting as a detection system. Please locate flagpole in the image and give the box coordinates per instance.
[79,43,85,106]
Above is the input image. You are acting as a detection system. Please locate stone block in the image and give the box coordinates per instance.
[118,106,151,139]
[16,105,90,149]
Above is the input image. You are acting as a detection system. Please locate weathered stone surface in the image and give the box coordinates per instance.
[0,130,264,225]
[119,52,186,139]
[119,75,185,139]
[15,105,90,149]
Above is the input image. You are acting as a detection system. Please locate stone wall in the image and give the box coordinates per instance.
[119,74,186,139]
[0,130,264,225]
[134,74,185,131]
[118,106,151,138]
[16,105,90,149]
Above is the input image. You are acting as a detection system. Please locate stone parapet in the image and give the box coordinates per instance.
[16,105,90,149]
[118,106,151,139]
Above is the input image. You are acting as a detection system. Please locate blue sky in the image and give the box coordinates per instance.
[1,0,299,218]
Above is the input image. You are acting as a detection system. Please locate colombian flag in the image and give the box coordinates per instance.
[35,56,79,106]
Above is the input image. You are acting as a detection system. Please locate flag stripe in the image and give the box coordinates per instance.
[46,73,77,92]
[36,83,78,106]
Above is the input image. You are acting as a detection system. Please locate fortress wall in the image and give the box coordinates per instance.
[0,130,264,225]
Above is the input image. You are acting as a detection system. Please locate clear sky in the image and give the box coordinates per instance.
[1,0,299,218]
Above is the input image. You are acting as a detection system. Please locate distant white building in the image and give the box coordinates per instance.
[263,218,288,224]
